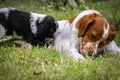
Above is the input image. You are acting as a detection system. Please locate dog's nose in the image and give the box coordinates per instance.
[80,47,96,56]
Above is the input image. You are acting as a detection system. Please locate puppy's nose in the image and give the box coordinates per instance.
[45,38,53,43]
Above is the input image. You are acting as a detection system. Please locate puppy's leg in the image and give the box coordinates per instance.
[32,40,45,47]
[25,37,45,47]
[105,40,120,55]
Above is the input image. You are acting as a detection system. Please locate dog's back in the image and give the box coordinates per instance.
[0,7,31,36]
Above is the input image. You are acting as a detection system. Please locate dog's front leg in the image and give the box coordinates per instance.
[69,33,85,60]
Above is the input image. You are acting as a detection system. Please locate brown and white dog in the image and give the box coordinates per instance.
[54,10,120,60]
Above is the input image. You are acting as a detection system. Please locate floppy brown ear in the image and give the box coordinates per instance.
[109,25,116,38]
[105,25,116,44]
[76,14,96,38]
[100,25,116,46]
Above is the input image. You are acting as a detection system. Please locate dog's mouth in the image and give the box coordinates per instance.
[45,38,54,44]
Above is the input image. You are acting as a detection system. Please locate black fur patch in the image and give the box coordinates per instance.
[0,7,58,46]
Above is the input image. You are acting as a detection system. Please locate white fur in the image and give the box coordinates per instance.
[0,7,16,20]
[0,24,6,38]
[54,20,71,53]
[102,19,110,39]
[54,20,85,60]
[30,12,47,35]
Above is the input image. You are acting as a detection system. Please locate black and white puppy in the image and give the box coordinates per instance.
[0,7,58,46]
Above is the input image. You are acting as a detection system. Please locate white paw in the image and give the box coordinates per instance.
[69,49,85,61]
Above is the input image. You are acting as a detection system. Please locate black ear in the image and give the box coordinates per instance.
[43,16,57,26]
[44,15,55,23]
[44,16,58,29]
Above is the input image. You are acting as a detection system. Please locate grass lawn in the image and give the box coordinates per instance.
[0,0,120,80]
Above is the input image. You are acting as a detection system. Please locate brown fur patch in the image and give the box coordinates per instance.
[67,15,77,24]
[76,13,96,38]
[99,25,116,47]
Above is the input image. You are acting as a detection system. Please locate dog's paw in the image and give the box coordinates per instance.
[21,43,33,49]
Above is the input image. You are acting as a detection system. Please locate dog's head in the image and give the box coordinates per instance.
[76,13,116,56]
[35,15,58,42]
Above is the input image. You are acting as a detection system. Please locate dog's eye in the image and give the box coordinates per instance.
[91,34,96,39]
[106,37,110,41]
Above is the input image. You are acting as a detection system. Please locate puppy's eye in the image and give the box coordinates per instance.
[50,29,54,33]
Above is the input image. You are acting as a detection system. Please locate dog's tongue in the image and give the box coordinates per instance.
[45,38,53,43]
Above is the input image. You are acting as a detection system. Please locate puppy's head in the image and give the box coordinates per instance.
[35,15,58,41]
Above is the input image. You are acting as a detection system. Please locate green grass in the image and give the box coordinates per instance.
[0,0,120,80]
[0,46,120,80]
